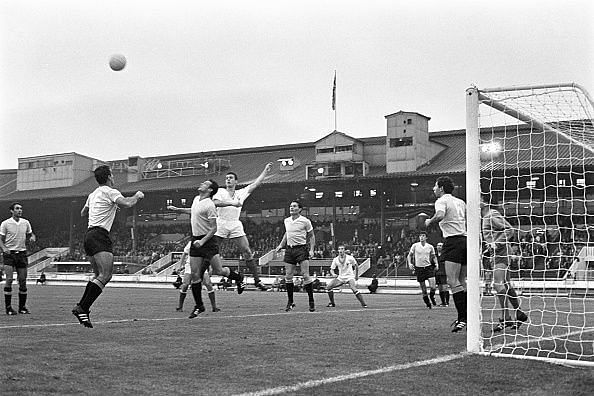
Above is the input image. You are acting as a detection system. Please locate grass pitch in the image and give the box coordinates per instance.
[1,285,593,395]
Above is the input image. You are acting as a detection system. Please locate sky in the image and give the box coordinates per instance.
[1,0,592,170]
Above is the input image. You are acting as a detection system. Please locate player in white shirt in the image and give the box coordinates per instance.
[325,245,367,308]
[425,176,467,333]
[407,232,439,309]
[0,202,36,315]
[275,200,316,312]
[72,165,144,328]
[213,163,273,291]
[168,179,245,319]
[175,241,219,312]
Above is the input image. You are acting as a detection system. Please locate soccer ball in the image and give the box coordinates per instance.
[109,54,127,71]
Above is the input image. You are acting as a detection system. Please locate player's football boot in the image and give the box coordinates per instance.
[255,281,269,291]
[285,302,295,312]
[451,319,466,333]
[212,307,221,312]
[188,305,205,319]
[511,311,529,330]
[72,305,93,328]
[326,302,336,307]
[309,302,315,312]
[175,307,183,312]
[18,307,30,314]
[6,307,17,315]
[493,318,514,333]
[236,277,246,295]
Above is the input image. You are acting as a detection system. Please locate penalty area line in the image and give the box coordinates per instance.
[234,353,467,396]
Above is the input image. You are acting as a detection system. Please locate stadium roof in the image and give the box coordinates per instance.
[1,125,592,202]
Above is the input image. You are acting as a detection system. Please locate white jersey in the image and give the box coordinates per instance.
[85,185,124,232]
[409,242,435,268]
[0,217,32,251]
[213,187,250,221]
[331,254,357,279]
[283,215,313,246]
[190,196,217,236]
[434,194,466,238]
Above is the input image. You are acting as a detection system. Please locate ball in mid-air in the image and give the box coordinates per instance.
[109,54,127,71]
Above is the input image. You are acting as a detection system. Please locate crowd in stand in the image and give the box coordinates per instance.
[21,215,593,278]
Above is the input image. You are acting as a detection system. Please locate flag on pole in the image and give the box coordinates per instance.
[332,71,336,110]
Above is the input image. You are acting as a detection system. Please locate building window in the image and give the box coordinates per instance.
[390,137,413,147]
[354,190,363,197]
[335,191,343,198]
[370,189,377,197]
[407,118,413,124]
[316,147,334,154]
[315,192,324,199]
[327,163,341,177]
[335,145,353,153]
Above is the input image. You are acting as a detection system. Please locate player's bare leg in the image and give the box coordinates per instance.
[284,263,296,311]
[347,279,367,307]
[325,278,342,307]
[300,260,315,312]
[208,254,245,294]
[235,236,268,291]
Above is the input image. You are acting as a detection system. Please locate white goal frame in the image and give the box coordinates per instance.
[466,82,594,367]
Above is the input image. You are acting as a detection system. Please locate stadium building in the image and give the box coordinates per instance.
[1,110,592,278]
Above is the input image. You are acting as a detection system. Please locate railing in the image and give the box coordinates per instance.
[27,247,70,273]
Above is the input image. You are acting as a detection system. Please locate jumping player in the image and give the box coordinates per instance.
[73,165,144,328]
[175,241,220,313]
[213,163,273,291]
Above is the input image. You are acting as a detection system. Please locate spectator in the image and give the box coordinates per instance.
[368,274,379,294]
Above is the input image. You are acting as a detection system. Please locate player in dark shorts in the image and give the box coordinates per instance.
[72,165,144,328]
[435,242,450,307]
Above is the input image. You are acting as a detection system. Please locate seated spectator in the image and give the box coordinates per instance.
[36,271,47,285]
[368,274,379,294]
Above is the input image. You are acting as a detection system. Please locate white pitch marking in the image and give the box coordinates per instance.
[0,307,402,330]
[235,353,467,396]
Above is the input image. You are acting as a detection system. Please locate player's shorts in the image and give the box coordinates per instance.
[84,226,113,256]
[442,235,467,265]
[337,275,355,283]
[215,219,246,239]
[284,245,309,265]
[189,235,219,259]
[2,250,28,269]
[415,266,435,283]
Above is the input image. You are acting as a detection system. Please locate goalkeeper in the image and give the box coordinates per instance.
[481,198,528,332]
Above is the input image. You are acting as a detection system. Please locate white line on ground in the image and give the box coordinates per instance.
[0,307,404,330]
[234,353,467,396]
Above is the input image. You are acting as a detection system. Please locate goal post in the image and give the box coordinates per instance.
[465,82,594,366]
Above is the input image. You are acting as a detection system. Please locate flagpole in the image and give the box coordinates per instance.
[332,70,337,131]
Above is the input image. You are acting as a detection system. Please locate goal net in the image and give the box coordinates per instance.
[465,83,594,366]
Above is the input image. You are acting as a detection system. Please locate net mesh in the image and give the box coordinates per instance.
[476,83,594,364]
